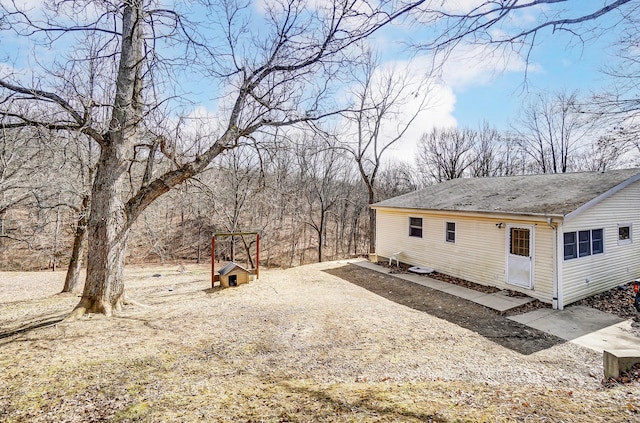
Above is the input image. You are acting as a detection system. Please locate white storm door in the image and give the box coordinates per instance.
[506,225,534,289]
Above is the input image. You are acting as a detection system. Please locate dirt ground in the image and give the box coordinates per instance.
[325,264,562,355]
[1,260,639,422]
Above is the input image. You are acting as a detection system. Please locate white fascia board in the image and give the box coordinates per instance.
[564,173,640,222]
[371,206,563,222]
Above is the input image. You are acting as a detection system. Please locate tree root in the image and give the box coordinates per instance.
[122,295,149,308]
[64,297,112,322]
[64,293,148,322]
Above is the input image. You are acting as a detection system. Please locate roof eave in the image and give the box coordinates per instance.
[372,205,565,220]
[564,172,640,222]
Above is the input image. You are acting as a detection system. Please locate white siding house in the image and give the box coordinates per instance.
[372,169,640,309]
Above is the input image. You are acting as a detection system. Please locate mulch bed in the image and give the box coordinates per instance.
[383,262,639,320]
[575,282,640,320]
[603,363,640,388]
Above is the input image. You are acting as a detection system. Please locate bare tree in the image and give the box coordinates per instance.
[413,1,637,64]
[296,134,352,263]
[0,1,423,317]
[61,135,97,293]
[342,48,431,253]
[417,127,477,183]
[511,91,593,173]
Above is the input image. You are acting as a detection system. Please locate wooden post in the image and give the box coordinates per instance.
[256,233,260,278]
[211,235,215,288]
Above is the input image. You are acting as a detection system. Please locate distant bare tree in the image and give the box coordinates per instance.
[376,161,420,197]
[468,122,504,177]
[342,48,431,253]
[417,127,477,183]
[574,130,633,172]
[0,127,42,253]
[511,91,593,174]
[297,134,352,263]
[213,146,263,265]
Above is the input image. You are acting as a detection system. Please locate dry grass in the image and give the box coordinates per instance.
[0,260,638,422]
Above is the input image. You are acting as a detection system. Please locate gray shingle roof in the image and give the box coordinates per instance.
[218,262,249,276]
[372,168,640,216]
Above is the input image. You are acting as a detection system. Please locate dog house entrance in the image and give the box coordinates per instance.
[228,275,238,287]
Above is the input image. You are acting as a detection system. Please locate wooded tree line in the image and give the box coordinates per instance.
[1,0,639,317]
[2,93,637,274]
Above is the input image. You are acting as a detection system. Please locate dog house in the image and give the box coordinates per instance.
[211,231,260,288]
[216,262,252,288]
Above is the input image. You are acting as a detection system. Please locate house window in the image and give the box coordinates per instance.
[564,229,603,260]
[578,230,591,257]
[618,224,632,245]
[510,228,530,257]
[563,232,577,260]
[592,229,604,254]
[445,222,456,243]
[409,217,423,238]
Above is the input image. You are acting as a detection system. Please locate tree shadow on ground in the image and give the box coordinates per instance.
[0,313,66,343]
[281,381,449,422]
[324,264,565,355]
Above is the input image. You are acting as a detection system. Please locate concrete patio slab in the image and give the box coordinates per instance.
[572,321,640,353]
[508,308,555,325]
[394,273,453,291]
[508,306,640,352]
[438,284,487,301]
[508,306,624,340]
[474,292,533,312]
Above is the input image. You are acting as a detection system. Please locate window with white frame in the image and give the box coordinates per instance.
[409,217,423,238]
[445,222,455,243]
[618,224,632,245]
[564,229,603,260]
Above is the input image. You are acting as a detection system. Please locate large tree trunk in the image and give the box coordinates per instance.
[71,144,132,317]
[68,2,142,319]
[62,194,90,293]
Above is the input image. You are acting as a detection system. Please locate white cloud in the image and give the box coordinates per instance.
[337,55,458,164]
[344,39,540,163]
[439,43,540,90]
[438,0,490,15]
[383,82,457,163]
[1,0,43,9]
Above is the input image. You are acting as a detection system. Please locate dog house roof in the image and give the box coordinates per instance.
[218,262,250,276]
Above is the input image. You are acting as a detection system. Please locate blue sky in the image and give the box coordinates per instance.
[0,0,627,158]
[451,30,617,131]
[367,1,631,161]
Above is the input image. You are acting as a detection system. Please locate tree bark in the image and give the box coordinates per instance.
[62,194,90,293]
[71,144,132,317]
[68,2,143,319]
[368,207,376,254]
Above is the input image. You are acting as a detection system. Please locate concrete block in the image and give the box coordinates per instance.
[603,349,640,379]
